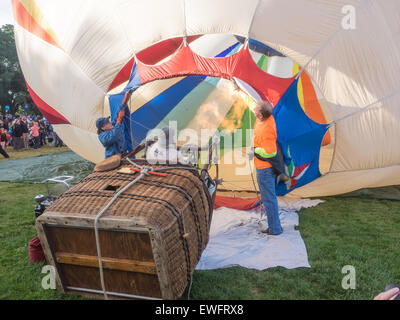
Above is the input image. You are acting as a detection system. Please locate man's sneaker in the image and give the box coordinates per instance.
[261,228,283,236]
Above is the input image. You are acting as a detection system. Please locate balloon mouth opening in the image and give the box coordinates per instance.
[107,34,334,186]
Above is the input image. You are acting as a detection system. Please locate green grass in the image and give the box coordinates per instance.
[191,197,400,300]
[0,182,81,299]
[0,182,399,300]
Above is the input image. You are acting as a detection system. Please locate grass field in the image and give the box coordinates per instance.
[0,181,399,300]
[0,145,70,162]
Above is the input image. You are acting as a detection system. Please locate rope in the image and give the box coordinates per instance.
[93,160,203,295]
[90,129,218,299]
[296,28,343,80]
[128,95,137,151]
[137,179,204,261]
[247,0,261,42]
[247,107,260,201]
[187,274,193,300]
[122,159,213,280]
[94,168,149,299]
[183,0,188,46]
[127,157,202,174]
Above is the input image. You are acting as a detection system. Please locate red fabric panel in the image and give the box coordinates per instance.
[293,163,310,177]
[137,45,198,81]
[11,0,63,51]
[136,45,295,106]
[108,36,201,92]
[234,48,295,106]
[138,35,201,65]
[26,82,70,125]
[214,195,259,210]
[29,236,45,263]
[108,57,135,92]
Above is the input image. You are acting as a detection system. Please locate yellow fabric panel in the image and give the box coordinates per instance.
[292,63,305,111]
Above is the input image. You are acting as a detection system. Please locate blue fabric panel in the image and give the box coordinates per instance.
[128,75,206,147]
[273,78,328,196]
[234,36,285,57]
[126,62,142,90]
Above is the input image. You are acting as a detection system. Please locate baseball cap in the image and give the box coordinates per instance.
[96,117,110,130]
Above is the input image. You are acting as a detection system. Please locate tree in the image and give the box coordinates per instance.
[0,24,39,116]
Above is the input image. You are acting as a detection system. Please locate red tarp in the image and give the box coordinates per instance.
[214,195,260,210]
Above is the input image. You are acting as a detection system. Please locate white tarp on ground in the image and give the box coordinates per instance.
[196,197,323,271]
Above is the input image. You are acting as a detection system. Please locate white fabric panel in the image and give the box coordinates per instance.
[292,165,400,198]
[267,56,293,78]
[189,34,239,57]
[305,1,400,120]
[331,93,400,172]
[249,50,263,65]
[35,0,133,91]
[313,78,324,100]
[14,24,105,133]
[53,124,104,164]
[114,0,186,54]
[251,0,363,67]
[34,0,84,46]
[186,0,259,37]
[314,2,400,175]
[233,78,262,102]
[377,1,400,55]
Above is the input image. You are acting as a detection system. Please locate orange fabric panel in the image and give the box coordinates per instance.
[300,71,331,145]
[12,0,63,50]
[253,116,277,169]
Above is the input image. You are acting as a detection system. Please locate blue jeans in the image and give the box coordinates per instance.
[256,167,282,235]
[33,136,39,149]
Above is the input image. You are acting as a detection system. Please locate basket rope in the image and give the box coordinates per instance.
[93,161,208,299]
[94,168,149,299]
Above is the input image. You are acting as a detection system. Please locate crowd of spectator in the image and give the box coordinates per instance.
[0,114,65,159]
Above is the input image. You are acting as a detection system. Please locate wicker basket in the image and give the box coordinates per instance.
[36,159,212,299]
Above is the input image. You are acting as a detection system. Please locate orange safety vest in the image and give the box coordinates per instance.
[253,116,277,170]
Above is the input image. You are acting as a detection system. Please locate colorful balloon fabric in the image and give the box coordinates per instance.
[12,0,400,197]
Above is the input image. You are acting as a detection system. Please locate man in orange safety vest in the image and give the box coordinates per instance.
[252,100,283,235]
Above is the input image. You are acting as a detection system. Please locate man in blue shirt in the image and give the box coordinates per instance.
[96,90,133,159]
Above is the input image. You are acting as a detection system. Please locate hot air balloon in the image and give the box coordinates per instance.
[12,0,400,198]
